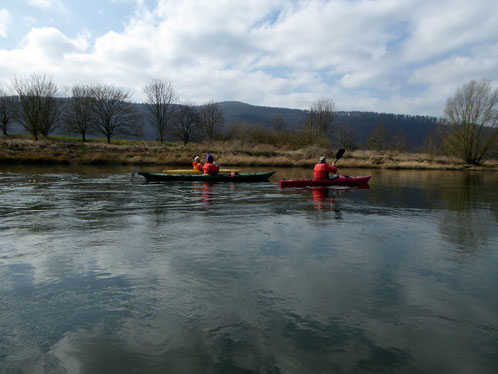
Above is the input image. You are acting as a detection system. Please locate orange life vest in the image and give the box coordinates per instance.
[193,162,203,171]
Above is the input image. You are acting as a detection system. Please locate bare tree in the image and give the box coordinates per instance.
[64,85,95,142]
[367,121,389,151]
[143,79,177,143]
[443,80,498,165]
[89,84,139,144]
[336,124,356,150]
[306,98,336,139]
[171,103,200,145]
[271,115,287,133]
[390,130,409,152]
[10,74,63,140]
[423,125,445,156]
[198,100,225,141]
[0,89,15,136]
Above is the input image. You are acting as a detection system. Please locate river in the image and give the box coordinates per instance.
[1,165,497,373]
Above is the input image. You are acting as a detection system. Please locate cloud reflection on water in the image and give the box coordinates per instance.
[0,168,497,373]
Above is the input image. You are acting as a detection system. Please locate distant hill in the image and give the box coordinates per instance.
[218,101,308,127]
[8,100,439,149]
[217,101,439,148]
[333,111,438,147]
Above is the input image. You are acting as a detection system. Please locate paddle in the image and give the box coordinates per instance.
[329,149,345,180]
[333,148,345,166]
[332,149,350,178]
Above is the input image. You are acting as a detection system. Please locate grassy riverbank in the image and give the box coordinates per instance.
[1,135,497,170]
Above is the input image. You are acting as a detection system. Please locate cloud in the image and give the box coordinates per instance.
[400,0,498,63]
[0,9,9,38]
[26,0,66,11]
[26,0,52,8]
[21,27,88,57]
[410,44,498,87]
[23,15,37,28]
[1,0,497,116]
[0,27,91,84]
[254,1,403,70]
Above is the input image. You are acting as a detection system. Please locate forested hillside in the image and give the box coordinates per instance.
[8,99,439,149]
[217,101,438,149]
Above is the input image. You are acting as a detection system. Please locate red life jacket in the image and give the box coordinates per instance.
[203,162,219,175]
[313,163,337,179]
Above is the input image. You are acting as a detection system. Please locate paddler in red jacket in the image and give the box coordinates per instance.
[203,153,220,175]
[313,156,338,179]
[192,156,203,171]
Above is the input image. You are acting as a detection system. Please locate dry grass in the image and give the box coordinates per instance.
[1,135,497,171]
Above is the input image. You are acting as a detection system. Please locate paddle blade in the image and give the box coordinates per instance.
[336,149,345,160]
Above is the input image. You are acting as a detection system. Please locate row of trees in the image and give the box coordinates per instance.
[225,118,417,153]
[0,74,226,144]
[0,74,336,146]
[142,79,338,147]
[221,98,340,150]
[219,80,497,164]
[142,79,225,144]
[1,75,497,164]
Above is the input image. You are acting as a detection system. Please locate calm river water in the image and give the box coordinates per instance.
[1,165,497,373]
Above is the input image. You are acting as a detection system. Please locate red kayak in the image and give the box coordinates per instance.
[278,175,371,188]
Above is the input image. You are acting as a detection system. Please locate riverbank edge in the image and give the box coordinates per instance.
[1,137,497,171]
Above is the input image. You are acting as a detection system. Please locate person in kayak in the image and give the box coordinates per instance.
[313,156,339,179]
[203,153,220,175]
[192,156,203,171]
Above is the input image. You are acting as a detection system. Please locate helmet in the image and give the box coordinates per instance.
[319,156,326,163]
[206,154,214,163]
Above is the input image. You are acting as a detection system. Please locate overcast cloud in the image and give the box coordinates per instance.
[0,0,497,116]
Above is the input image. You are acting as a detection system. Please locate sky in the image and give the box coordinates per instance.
[0,0,497,117]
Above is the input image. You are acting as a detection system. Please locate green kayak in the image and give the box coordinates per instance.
[137,171,276,183]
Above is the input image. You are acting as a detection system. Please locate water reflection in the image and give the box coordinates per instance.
[438,210,493,253]
[46,306,415,374]
[311,185,371,210]
[1,167,498,373]
[435,174,497,251]
[202,182,216,203]
[190,182,228,205]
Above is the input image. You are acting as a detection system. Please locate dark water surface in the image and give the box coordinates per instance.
[1,165,497,373]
